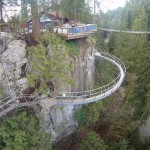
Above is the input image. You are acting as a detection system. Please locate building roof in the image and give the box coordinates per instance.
[40,14,53,22]
[27,11,64,24]
[47,11,64,20]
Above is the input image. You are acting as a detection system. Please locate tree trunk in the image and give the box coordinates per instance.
[0,0,3,22]
[0,6,2,22]
[31,0,40,37]
[0,0,3,31]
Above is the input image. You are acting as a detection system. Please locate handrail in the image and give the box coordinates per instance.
[56,50,125,100]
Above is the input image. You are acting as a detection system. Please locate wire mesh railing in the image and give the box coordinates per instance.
[56,50,126,103]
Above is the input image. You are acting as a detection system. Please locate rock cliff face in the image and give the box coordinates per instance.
[39,104,79,142]
[0,33,27,97]
[40,39,95,141]
[0,33,95,141]
[70,39,95,92]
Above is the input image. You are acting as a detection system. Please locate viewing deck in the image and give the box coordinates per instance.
[54,24,97,40]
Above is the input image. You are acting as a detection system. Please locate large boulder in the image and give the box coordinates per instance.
[2,40,26,63]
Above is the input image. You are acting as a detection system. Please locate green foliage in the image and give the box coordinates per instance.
[20,1,28,23]
[85,102,104,125]
[96,1,150,148]
[106,1,150,124]
[0,111,51,150]
[75,107,87,128]
[76,101,104,127]
[38,0,60,12]
[95,30,108,51]
[132,6,148,30]
[107,139,129,150]
[51,1,150,149]
[71,2,150,150]
[129,128,141,150]
[130,131,150,150]
[87,36,96,47]
[131,53,150,122]
[5,1,150,149]
[8,16,23,33]
[141,136,150,150]
[60,0,92,23]
[27,33,76,93]
[77,131,106,150]
[123,4,150,123]
[65,40,80,58]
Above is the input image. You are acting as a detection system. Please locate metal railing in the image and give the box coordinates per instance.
[55,50,126,104]
[54,24,97,36]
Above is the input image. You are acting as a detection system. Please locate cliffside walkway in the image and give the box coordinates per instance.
[0,50,126,118]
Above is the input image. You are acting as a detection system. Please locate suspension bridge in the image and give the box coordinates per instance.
[98,28,150,34]
[0,49,126,118]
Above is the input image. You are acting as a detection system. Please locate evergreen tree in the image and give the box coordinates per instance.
[27,0,41,37]
[107,140,129,150]
[0,0,4,22]
[0,111,51,150]
[77,131,106,150]
[60,0,92,23]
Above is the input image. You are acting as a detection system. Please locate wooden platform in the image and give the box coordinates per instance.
[58,33,89,40]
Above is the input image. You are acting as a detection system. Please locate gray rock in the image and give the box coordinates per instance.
[1,40,26,63]
[0,32,14,54]
[0,37,27,94]
[41,104,78,142]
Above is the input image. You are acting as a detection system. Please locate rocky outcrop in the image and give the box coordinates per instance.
[0,38,27,94]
